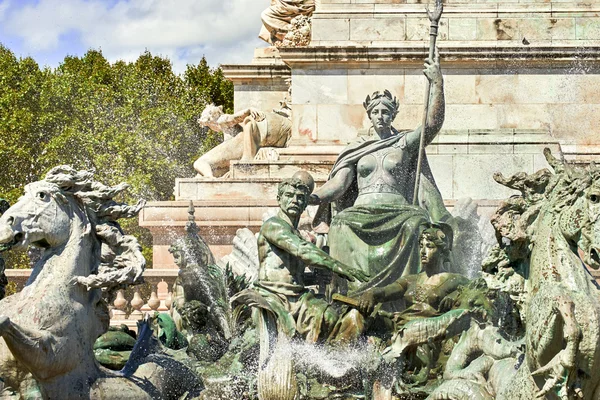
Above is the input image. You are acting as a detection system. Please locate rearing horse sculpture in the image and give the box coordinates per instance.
[0,166,200,399]
[490,149,600,400]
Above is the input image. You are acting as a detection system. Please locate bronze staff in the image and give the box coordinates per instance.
[413,0,444,205]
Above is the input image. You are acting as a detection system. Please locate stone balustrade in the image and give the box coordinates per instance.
[6,268,179,332]
[110,279,175,332]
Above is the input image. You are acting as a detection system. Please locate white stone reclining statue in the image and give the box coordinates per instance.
[194,104,292,178]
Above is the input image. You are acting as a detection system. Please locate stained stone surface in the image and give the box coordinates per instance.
[143,0,599,270]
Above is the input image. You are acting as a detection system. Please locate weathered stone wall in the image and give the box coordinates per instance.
[222,48,291,113]
[287,1,600,146]
[147,0,600,269]
[313,1,600,46]
[288,64,599,144]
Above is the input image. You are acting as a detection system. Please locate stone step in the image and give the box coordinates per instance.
[180,135,568,203]
[175,177,328,202]
[140,198,506,269]
[140,199,279,228]
[230,159,334,179]
[140,199,282,267]
[230,131,565,180]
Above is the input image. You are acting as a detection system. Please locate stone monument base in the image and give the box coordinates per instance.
[136,129,589,269]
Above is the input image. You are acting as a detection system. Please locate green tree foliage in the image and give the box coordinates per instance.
[0,46,48,201]
[0,45,233,267]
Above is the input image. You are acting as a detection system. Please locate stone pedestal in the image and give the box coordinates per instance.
[221,47,291,113]
[139,130,584,268]
[141,0,600,268]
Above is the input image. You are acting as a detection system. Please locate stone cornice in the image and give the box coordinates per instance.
[314,3,600,18]
[220,64,291,85]
[278,45,600,69]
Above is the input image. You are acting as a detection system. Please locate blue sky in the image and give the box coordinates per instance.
[0,0,267,73]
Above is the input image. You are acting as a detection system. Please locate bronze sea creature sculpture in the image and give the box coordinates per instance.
[0,166,201,399]
[478,149,600,400]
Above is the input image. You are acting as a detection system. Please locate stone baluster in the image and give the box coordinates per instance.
[129,289,144,320]
[140,288,153,315]
[165,291,173,311]
[147,291,160,312]
[112,290,128,320]
[107,280,179,325]
[156,280,169,312]
[107,304,115,318]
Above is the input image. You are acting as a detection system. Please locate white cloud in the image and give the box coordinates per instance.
[0,0,11,21]
[1,0,269,71]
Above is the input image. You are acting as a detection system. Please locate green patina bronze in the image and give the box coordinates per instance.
[169,202,233,342]
[310,60,449,296]
[93,325,137,370]
[154,312,188,351]
[0,24,598,400]
[2,151,598,400]
[230,173,374,399]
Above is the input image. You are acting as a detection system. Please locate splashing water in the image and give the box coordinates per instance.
[289,340,382,379]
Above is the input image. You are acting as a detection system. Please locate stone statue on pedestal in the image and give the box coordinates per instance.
[195,103,292,178]
[259,0,316,45]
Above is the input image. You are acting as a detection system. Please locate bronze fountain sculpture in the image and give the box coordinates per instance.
[0,166,202,399]
[1,1,600,399]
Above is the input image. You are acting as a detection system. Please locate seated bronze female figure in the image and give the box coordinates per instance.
[310,51,450,302]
